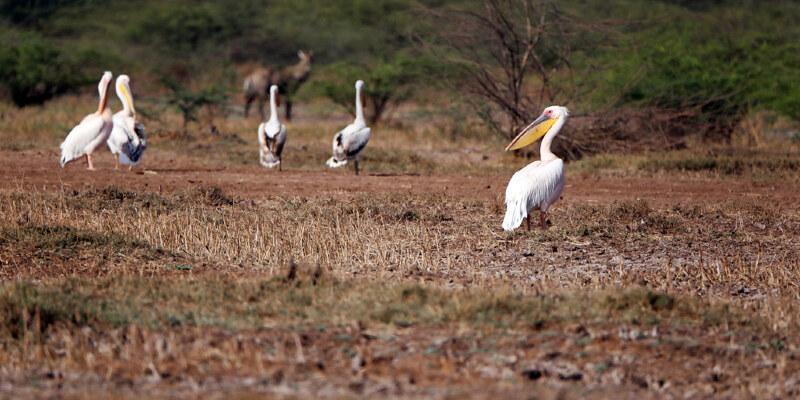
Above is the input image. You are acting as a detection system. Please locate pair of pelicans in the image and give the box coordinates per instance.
[60,71,146,170]
[257,80,370,174]
[59,73,569,233]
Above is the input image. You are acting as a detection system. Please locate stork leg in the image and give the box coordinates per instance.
[540,211,548,229]
[114,154,120,170]
[86,154,96,171]
[354,159,360,176]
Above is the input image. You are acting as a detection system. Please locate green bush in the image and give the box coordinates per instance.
[0,32,91,106]
[311,54,431,124]
[585,0,800,137]
[0,0,79,27]
[127,3,248,53]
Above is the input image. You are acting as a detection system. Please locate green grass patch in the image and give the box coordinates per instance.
[0,275,747,339]
[0,223,163,261]
[638,152,800,175]
[570,149,800,179]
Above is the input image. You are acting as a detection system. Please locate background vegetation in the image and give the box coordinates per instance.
[1,0,799,149]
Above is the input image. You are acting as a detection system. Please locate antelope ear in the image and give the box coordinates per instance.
[298,50,304,58]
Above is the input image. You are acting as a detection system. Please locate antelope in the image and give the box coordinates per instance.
[243,50,313,121]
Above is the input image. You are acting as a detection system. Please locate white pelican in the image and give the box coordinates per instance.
[107,75,146,170]
[258,85,287,170]
[326,80,371,175]
[502,106,568,231]
[60,71,114,170]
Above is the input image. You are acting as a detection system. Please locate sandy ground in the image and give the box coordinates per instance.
[3,150,797,207]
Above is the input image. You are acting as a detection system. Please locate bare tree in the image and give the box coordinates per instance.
[422,0,604,140]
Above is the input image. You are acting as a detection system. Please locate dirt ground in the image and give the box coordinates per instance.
[2,148,799,399]
[4,150,797,207]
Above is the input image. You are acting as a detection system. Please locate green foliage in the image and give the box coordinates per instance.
[577,0,800,136]
[312,54,429,124]
[162,79,229,128]
[0,0,799,137]
[628,6,800,131]
[0,0,80,27]
[127,3,250,54]
[0,32,92,106]
[160,64,232,127]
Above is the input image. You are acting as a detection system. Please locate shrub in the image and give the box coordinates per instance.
[311,54,427,124]
[0,32,90,106]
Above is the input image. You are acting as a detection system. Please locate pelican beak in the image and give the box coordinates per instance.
[119,83,135,114]
[505,113,558,151]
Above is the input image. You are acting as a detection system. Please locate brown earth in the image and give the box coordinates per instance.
[2,149,799,399]
[3,150,797,207]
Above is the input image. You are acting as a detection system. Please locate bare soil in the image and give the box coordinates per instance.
[4,150,797,207]
[2,149,799,399]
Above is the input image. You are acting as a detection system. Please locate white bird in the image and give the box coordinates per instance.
[107,75,146,170]
[60,71,114,170]
[258,85,287,170]
[502,106,569,232]
[327,80,371,175]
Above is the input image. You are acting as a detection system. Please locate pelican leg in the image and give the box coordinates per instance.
[129,164,133,171]
[526,216,531,231]
[279,157,282,172]
[540,211,548,229]
[114,154,120,170]
[354,159,360,176]
[86,154,96,171]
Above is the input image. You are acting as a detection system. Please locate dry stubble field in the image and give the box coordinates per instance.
[1,96,800,399]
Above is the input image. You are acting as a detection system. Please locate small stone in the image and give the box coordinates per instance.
[521,369,542,380]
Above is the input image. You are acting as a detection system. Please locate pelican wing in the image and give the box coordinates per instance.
[502,158,565,231]
[257,123,267,147]
[60,114,105,166]
[110,114,146,164]
[123,121,147,163]
[328,122,370,168]
[268,124,287,156]
[344,126,371,157]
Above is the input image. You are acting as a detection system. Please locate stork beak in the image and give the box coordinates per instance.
[505,114,557,151]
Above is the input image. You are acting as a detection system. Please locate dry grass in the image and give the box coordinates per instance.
[2,94,800,398]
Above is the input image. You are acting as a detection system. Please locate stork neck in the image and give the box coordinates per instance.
[268,90,278,123]
[540,116,566,161]
[354,85,365,124]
